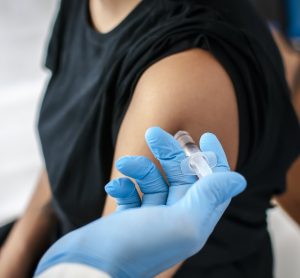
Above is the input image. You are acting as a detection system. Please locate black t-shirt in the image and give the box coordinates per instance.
[38,0,300,277]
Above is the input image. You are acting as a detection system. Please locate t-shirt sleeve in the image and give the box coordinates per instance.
[44,0,66,72]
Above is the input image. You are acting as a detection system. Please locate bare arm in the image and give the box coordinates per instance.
[271,29,300,226]
[0,170,57,277]
[275,76,300,225]
[102,48,239,276]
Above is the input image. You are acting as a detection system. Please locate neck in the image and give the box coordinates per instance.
[97,0,121,11]
[90,0,141,33]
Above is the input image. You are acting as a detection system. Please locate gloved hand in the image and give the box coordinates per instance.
[107,126,230,208]
[35,128,246,278]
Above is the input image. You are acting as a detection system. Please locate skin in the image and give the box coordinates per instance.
[271,29,300,225]
[95,3,238,278]
[0,1,299,277]
[0,171,56,277]
[103,48,239,211]
[103,48,239,278]
[89,0,142,34]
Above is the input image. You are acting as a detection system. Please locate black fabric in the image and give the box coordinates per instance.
[176,232,274,278]
[38,0,300,276]
[250,0,285,27]
[250,0,290,41]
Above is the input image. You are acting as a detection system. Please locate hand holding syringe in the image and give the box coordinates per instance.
[174,131,217,179]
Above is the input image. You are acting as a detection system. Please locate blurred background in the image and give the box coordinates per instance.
[0,1,299,277]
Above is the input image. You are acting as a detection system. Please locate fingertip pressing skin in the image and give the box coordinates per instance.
[145,126,162,141]
[145,127,183,160]
[105,178,139,200]
[116,156,154,180]
[105,178,141,210]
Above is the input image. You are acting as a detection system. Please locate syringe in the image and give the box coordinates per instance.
[174,131,215,179]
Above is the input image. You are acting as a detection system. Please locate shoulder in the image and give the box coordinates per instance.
[134,48,235,106]
[128,49,239,167]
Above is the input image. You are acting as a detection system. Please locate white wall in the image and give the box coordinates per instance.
[0,0,57,222]
[0,1,299,277]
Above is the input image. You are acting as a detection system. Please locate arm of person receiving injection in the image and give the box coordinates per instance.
[101,48,239,277]
[269,19,300,226]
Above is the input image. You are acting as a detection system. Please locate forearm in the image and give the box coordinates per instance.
[154,264,182,278]
[0,170,57,277]
[277,195,300,225]
[276,157,300,226]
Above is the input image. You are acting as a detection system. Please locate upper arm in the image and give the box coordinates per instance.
[102,48,239,215]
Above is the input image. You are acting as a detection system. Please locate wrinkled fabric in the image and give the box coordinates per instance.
[38,0,300,277]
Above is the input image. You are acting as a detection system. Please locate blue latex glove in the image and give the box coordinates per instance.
[286,0,300,40]
[35,128,246,278]
[107,127,229,208]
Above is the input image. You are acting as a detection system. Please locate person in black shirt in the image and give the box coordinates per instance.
[0,0,299,277]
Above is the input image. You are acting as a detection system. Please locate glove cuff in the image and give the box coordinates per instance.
[34,252,131,278]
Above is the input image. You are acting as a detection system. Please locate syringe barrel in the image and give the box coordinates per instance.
[175,130,213,178]
[174,131,200,156]
[189,152,213,178]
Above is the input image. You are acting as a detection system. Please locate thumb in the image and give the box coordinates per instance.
[180,172,247,214]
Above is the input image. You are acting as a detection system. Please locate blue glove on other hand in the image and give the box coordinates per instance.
[35,128,246,278]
